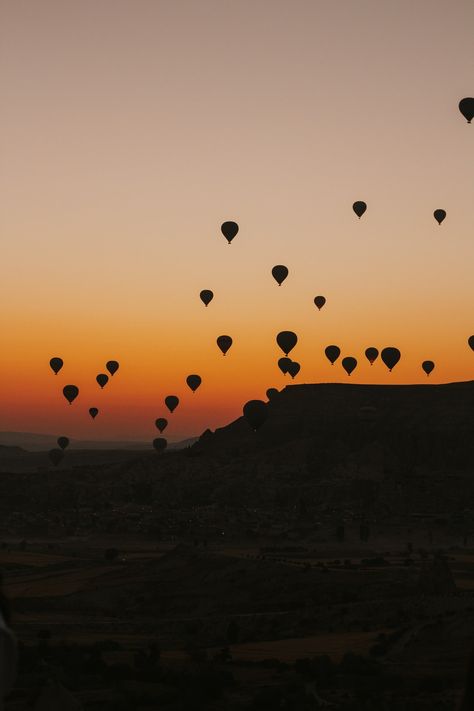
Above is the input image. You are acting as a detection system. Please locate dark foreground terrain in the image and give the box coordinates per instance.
[1,381,474,709]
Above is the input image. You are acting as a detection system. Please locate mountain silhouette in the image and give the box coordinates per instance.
[139,380,474,516]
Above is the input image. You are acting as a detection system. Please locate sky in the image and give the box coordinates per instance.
[1,0,473,442]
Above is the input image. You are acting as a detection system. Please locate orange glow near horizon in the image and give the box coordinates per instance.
[1,0,473,441]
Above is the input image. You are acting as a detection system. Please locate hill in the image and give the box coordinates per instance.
[0,432,197,452]
[135,380,474,519]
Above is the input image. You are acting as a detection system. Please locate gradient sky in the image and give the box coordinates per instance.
[1,0,473,442]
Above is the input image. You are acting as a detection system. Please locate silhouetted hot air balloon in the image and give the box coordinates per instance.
[381,347,401,371]
[314,296,326,310]
[266,388,278,401]
[217,335,232,355]
[353,201,367,219]
[287,361,300,379]
[325,345,340,365]
[434,209,446,225]
[243,400,268,431]
[96,373,109,389]
[422,360,435,376]
[153,437,167,452]
[342,357,357,375]
[200,290,214,307]
[459,98,474,124]
[165,395,179,413]
[276,331,297,356]
[57,436,69,450]
[106,360,119,376]
[365,347,379,365]
[155,417,168,433]
[221,221,239,244]
[469,335,474,351]
[49,448,64,466]
[63,385,79,404]
[278,357,292,374]
[89,408,99,419]
[186,374,202,392]
[271,265,288,286]
[50,357,63,375]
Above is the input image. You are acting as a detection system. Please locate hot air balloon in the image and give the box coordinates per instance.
[271,265,289,286]
[314,296,326,310]
[221,221,239,244]
[186,374,202,392]
[276,331,297,356]
[353,201,367,219]
[422,360,435,376]
[89,407,99,419]
[243,400,268,431]
[165,395,179,413]
[469,335,474,351]
[96,373,109,389]
[342,357,357,375]
[217,335,233,355]
[106,360,119,376]
[266,388,278,401]
[200,290,214,307]
[325,345,340,365]
[434,209,446,225]
[459,98,474,124]
[155,417,168,433]
[287,361,300,379]
[49,448,64,466]
[381,347,401,372]
[50,357,63,375]
[278,357,292,375]
[63,385,79,404]
[365,347,379,365]
[57,436,69,450]
[153,437,167,452]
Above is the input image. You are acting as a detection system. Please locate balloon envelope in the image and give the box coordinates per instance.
[50,357,63,375]
[106,360,119,376]
[243,400,268,431]
[325,345,340,365]
[186,374,202,392]
[217,335,233,355]
[287,361,300,379]
[459,98,474,123]
[63,385,79,404]
[89,408,99,419]
[200,289,214,306]
[434,209,446,225]
[342,357,357,375]
[353,201,367,218]
[365,347,379,365]
[49,448,64,466]
[221,221,239,244]
[96,373,109,389]
[276,331,297,356]
[266,388,278,401]
[422,360,435,376]
[278,357,292,374]
[165,395,179,413]
[153,437,167,452]
[57,436,69,450]
[155,417,168,433]
[271,265,289,286]
[381,347,401,371]
[314,296,326,310]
